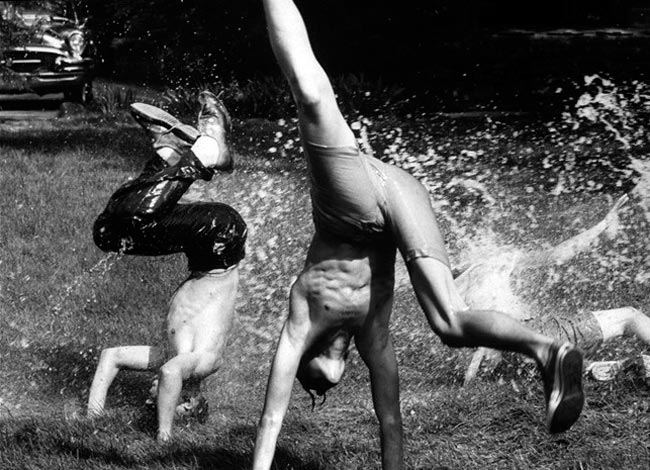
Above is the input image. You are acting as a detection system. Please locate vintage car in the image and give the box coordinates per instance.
[0,0,95,103]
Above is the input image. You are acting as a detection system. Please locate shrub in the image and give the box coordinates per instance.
[91,83,138,115]
[162,74,411,122]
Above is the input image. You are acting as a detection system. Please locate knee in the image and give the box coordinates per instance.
[92,214,124,253]
[289,73,329,110]
[429,312,466,348]
[97,347,130,370]
[627,307,646,331]
[92,216,112,252]
[378,413,403,431]
[435,328,465,348]
[159,362,181,382]
[628,306,644,319]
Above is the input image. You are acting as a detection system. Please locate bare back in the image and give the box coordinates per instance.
[168,267,239,354]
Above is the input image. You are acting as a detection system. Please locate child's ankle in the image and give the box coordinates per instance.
[191,136,221,168]
[156,147,182,166]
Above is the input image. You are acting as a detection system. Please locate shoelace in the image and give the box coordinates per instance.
[153,122,183,147]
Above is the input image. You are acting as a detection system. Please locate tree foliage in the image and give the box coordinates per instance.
[0,13,30,82]
[85,0,269,83]
[83,0,636,84]
[0,15,29,49]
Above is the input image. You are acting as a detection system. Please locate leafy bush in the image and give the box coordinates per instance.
[91,83,138,115]
[163,76,292,121]
[0,17,30,88]
[332,74,409,118]
[161,74,412,122]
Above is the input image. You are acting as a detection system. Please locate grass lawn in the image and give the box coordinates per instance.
[1,91,650,469]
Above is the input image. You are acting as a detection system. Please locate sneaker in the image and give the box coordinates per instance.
[145,376,159,407]
[175,394,209,424]
[542,342,584,434]
[130,102,200,154]
[587,359,626,381]
[197,91,233,171]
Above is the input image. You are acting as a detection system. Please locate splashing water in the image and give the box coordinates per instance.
[352,116,495,246]
[629,158,650,219]
[49,252,122,334]
[239,76,648,306]
[568,74,650,222]
[343,76,650,313]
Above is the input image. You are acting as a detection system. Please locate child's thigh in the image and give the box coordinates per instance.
[382,163,449,266]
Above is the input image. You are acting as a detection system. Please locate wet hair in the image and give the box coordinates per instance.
[296,328,352,410]
[296,360,337,410]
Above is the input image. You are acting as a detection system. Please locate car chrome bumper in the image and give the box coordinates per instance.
[0,46,94,94]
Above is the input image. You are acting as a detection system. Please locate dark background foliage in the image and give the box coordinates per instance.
[73,0,650,111]
[3,0,650,109]
[80,1,649,77]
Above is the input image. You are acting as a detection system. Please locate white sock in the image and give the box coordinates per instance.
[191,136,221,168]
[157,147,182,166]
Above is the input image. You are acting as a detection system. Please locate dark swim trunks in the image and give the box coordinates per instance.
[304,141,449,267]
[526,310,604,356]
[93,150,247,272]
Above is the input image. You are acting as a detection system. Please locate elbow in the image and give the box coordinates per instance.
[159,362,181,383]
[429,311,467,348]
[379,413,403,431]
[258,413,283,432]
[437,331,465,348]
[99,347,117,364]
[434,323,466,348]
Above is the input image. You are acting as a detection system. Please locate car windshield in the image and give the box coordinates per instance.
[0,1,76,26]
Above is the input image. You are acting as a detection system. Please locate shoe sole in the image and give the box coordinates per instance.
[547,344,584,434]
[130,103,200,143]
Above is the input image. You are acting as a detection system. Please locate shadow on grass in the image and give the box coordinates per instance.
[46,420,324,470]
[31,342,155,413]
[56,442,253,469]
[54,444,326,470]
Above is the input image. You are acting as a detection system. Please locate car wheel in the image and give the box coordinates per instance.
[64,81,93,105]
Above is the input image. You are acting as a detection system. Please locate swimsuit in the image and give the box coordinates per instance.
[526,310,604,356]
[304,141,449,267]
[93,150,247,272]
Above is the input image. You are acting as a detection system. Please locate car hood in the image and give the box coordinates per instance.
[10,19,84,52]
[38,19,81,36]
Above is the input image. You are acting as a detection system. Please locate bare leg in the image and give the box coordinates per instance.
[593,307,650,343]
[262,0,356,147]
[156,350,220,441]
[87,345,165,417]
[379,154,583,432]
[407,252,586,434]
[460,195,627,384]
[408,257,552,364]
